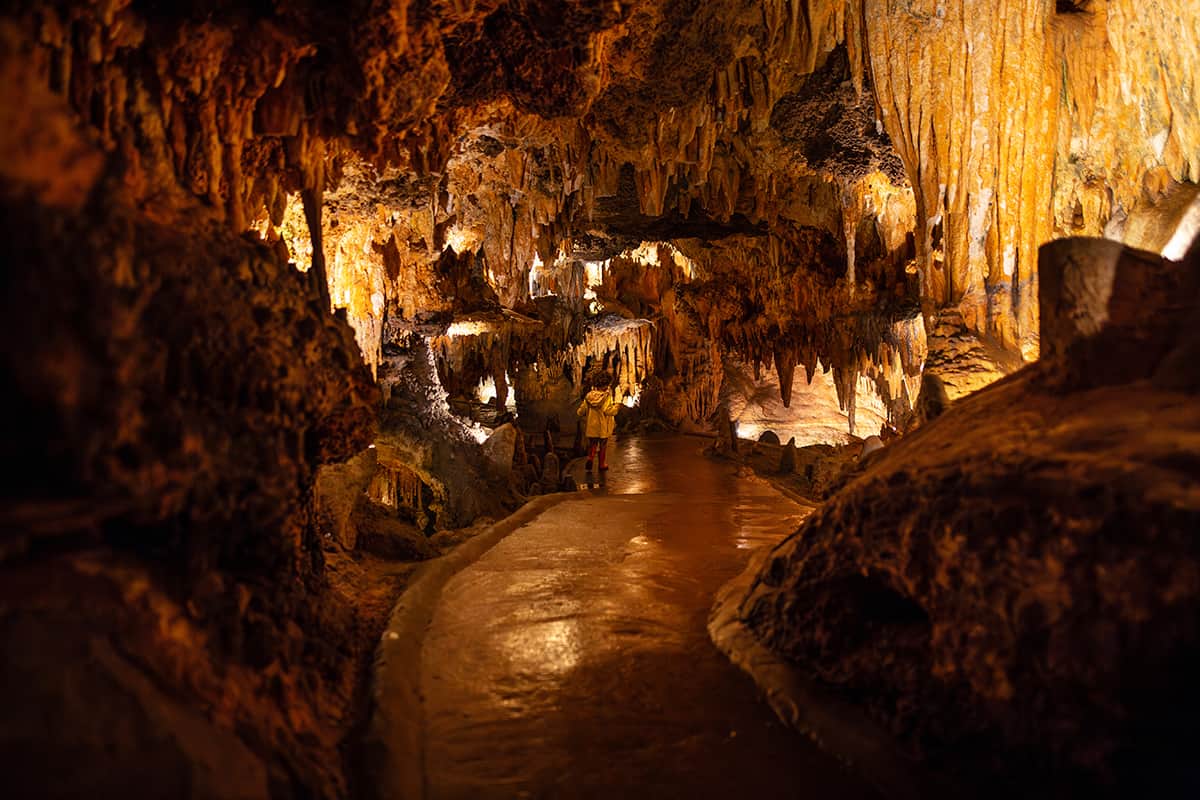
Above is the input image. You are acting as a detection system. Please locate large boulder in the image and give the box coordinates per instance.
[481,423,518,480]
[733,238,1200,795]
[0,171,378,798]
[1038,237,1197,390]
[352,500,436,561]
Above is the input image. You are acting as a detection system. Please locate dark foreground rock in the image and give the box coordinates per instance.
[733,238,1200,797]
[0,122,379,797]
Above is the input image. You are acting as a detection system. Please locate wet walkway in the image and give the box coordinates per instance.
[420,435,881,799]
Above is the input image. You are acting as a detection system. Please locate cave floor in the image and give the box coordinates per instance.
[419,434,881,798]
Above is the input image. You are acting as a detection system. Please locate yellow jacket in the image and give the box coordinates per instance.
[577,388,620,438]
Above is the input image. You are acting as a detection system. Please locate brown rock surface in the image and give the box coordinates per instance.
[353,500,437,562]
[734,239,1200,794]
[316,449,380,551]
[0,183,381,795]
[1,15,381,792]
[923,309,1023,401]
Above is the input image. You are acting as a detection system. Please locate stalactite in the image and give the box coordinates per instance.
[774,347,796,407]
[369,462,424,512]
[563,316,657,398]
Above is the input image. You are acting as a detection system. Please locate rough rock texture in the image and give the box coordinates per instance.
[867,0,1200,359]
[280,0,1198,420]
[375,336,517,529]
[353,500,437,562]
[734,238,1200,795]
[923,310,1023,401]
[0,10,386,795]
[9,0,1196,423]
[1,165,379,798]
[482,423,520,481]
[316,450,380,551]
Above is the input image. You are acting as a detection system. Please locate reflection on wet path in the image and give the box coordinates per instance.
[421,435,879,799]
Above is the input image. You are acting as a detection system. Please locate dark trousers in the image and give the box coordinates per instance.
[587,437,608,468]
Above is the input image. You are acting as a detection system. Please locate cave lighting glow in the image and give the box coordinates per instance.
[732,421,759,440]
[277,192,313,272]
[670,246,695,280]
[446,319,496,337]
[477,376,497,403]
[444,225,480,255]
[477,373,517,410]
[630,241,661,267]
[1162,197,1200,261]
[528,251,545,296]
[623,241,695,280]
[583,259,606,291]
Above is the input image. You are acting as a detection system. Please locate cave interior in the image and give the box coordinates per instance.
[2,0,1199,798]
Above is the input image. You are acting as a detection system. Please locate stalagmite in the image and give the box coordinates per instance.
[779,436,797,473]
[300,180,330,311]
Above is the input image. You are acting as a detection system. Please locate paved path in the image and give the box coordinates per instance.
[420,435,880,799]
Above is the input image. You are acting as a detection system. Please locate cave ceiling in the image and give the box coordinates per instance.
[7,0,1198,417]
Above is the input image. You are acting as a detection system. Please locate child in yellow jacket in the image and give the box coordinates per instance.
[577,371,621,471]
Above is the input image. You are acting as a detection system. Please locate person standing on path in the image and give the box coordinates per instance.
[577,370,621,471]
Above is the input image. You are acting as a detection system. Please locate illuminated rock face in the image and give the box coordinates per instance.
[257,0,1198,437]
[722,356,891,446]
[8,1,1195,387]
[864,0,1200,359]
[2,0,1198,795]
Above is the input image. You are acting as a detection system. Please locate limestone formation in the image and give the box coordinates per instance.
[352,500,438,561]
[482,423,519,481]
[758,430,782,445]
[779,437,798,474]
[923,310,1023,401]
[315,449,380,551]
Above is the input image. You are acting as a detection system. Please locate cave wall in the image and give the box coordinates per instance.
[0,42,378,796]
[722,356,891,445]
[227,0,925,435]
[864,0,1200,358]
[17,0,1182,425]
[1,4,387,795]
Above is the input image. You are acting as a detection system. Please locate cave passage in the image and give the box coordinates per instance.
[414,435,876,799]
